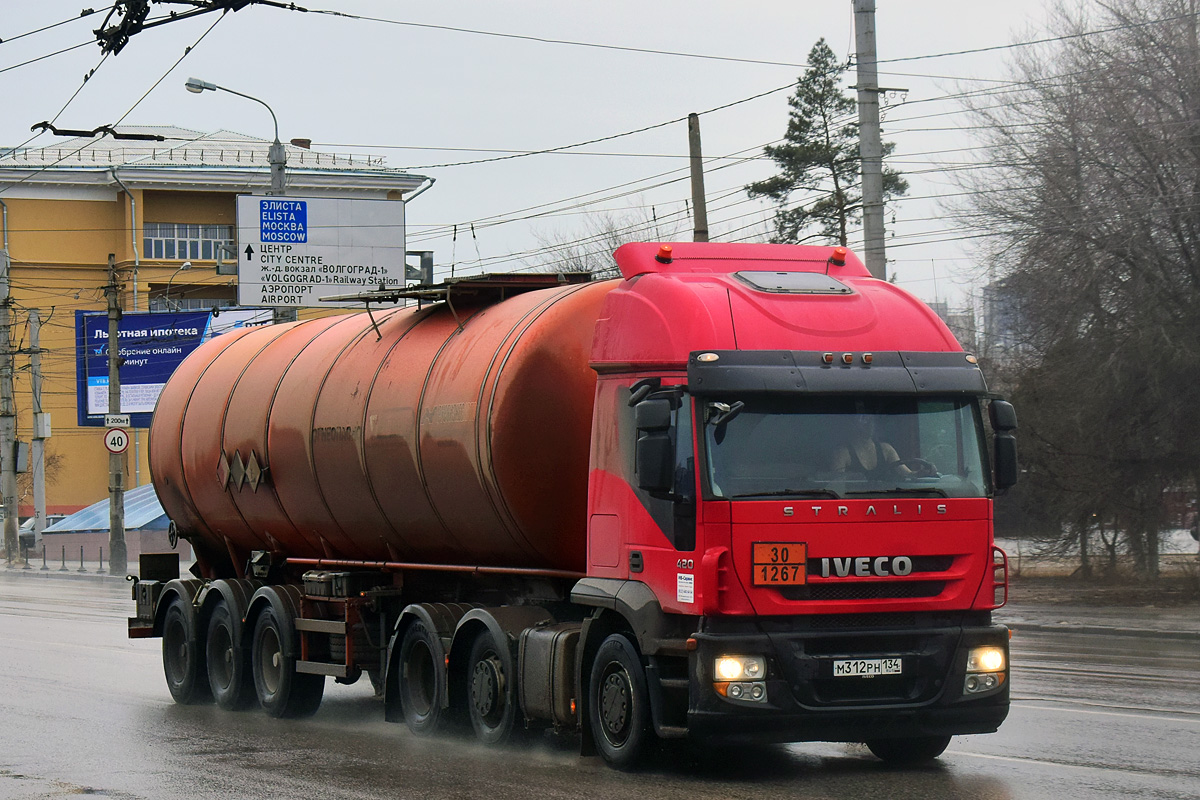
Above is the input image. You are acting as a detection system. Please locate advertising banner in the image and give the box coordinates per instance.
[75,309,272,427]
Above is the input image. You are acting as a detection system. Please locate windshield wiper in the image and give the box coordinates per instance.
[731,488,841,499]
[844,487,949,498]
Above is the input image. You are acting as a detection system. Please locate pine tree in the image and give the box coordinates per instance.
[747,38,906,245]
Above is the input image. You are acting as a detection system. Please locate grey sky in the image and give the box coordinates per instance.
[1,1,1050,307]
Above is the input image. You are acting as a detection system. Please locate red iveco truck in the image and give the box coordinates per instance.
[130,241,1017,769]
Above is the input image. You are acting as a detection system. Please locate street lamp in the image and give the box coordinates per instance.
[185,77,295,323]
[165,261,192,311]
[185,77,286,195]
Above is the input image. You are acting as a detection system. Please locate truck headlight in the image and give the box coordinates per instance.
[963,645,1006,696]
[715,655,764,681]
[966,646,1005,673]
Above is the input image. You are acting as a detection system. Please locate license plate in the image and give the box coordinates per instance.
[752,542,807,586]
[833,658,902,677]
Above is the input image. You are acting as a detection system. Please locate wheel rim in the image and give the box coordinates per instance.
[598,663,632,746]
[471,654,504,727]
[208,621,234,691]
[164,615,189,685]
[403,639,435,716]
[256,624,283,695]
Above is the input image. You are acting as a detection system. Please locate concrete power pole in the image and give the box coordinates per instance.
[854,0,887,280]
[688,113,709,243]
[106,255,127,576]
[30,310,47,543]
[0,247,16,565]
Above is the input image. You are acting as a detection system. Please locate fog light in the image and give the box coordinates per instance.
[966,675,979,692]
[963,671,1006,695]
[750,684,765,700]
[729,684,744,699]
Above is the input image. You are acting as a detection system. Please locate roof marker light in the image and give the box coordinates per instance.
[830,247,847,267]
[862,353,873,364]
[655,245,674,264]
[697,352,720,363]
[822,353,835,364]
[965,354,979,364]
[842,353,854,364]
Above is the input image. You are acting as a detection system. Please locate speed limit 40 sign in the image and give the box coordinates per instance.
[104,427,130,454]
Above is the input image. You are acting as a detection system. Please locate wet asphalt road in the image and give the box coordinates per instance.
[0,572,1197,800]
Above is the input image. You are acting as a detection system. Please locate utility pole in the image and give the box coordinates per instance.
[0,247,16,565]
[854,0,887,280]
[30,309,47,543]
[687,113,709,243]
[106,255,127,577]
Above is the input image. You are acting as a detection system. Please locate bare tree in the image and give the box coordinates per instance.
[529,208,688,279]
[960,0,1200,577]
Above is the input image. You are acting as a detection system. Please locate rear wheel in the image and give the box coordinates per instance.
[251,605,324,718]
[467,631,518,744]
[398,621,447,735]
[162,597,211,705]
[866,735,952,765]
[206,600,256,710]
[588,633,653,770]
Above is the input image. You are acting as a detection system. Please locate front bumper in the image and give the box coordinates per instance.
[685,615,1009,744]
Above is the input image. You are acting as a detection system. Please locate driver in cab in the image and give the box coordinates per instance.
[829,414,935,477]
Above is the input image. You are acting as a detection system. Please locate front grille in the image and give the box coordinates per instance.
[779,580,945,601]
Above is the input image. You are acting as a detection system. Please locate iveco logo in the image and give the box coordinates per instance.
[819,556,914,578]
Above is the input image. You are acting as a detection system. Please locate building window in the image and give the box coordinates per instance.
[143,222,234,261]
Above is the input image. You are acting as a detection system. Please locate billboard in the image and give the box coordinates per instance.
[75,309,272,428]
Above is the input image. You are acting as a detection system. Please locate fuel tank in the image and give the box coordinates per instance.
[150,278,615,576]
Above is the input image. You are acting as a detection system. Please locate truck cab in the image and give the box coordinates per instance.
[576,242,1015,765]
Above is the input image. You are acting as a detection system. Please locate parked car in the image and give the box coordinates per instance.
[17,515,67,551]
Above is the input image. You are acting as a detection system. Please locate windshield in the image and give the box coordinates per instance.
[702,395,989,499]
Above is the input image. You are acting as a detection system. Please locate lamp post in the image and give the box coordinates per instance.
[185,77,286,195]
[165,260,191,311]
[185,77,294,322]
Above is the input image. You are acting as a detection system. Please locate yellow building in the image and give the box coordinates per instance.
[0,127,428,520]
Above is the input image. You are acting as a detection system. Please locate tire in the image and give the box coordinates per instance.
[251,605,324,718]
[866,735,952,765]
[206,600,256,710]
[162,597,211,705]
[466,631,518,745]
[588,633,653,771]
[398,621,448,736]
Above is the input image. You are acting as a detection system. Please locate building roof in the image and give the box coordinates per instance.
[43,483,167,533]
[0,126,431,196]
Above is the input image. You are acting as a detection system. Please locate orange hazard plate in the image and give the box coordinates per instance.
[752,542,807,586]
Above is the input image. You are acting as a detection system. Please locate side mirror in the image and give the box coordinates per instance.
[634,398,674,493]
[636,433,674,492]
[989,400,1017,431]
[990,400,1018,491]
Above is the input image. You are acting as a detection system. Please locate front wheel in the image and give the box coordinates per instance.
[866,735,952,765]
[587,633,653,771]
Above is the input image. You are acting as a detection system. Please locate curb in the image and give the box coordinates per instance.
[1002,621,1200,641]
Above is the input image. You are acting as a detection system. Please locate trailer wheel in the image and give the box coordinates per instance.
[398,621,447,735]
[206,600,256,710]
[251,605,324,718]
[466,631,518,745]
[866,735,952,765]
[162,597,211,704]
[588,634,652,770]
